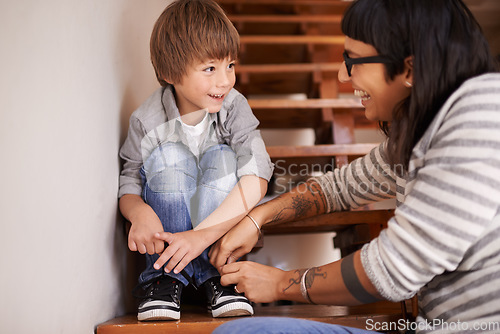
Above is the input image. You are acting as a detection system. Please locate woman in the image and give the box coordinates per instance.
[209,0,500,333]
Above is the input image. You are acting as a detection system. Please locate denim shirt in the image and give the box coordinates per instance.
[119,85,273,198]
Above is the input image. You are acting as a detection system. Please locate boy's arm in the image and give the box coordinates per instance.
[209,179,327,270]
[153,175,267,274]
[119,194,165,255]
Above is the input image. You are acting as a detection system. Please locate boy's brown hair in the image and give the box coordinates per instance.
[150,0,240,86]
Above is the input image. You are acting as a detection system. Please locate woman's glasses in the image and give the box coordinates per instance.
[342,51,393,77]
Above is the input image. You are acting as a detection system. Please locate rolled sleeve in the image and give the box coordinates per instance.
[222,94,274,181]
[118,115,145,198]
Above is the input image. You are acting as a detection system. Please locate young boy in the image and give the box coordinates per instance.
[118,0,273,322]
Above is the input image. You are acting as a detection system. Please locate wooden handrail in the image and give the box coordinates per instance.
[237,62,342,74]
[240,35,345,45]
[248,98,361,109]
[266,143,378,158]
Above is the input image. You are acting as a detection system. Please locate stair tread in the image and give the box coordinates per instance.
[219,0,351,5]
[229,14,342,23]
[240,35,345,45]
[248,98,361,109]
[263,209,394,234]
[238,62,342,73]
[266,143,377,158]
[97,302,402,334]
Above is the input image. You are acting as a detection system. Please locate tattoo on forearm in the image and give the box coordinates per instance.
[269,208,286,224]
[340,253,379,304]
[268,180,327,224]
[291,195,313,218]
[305,267,327,290]
[306,180,327,214]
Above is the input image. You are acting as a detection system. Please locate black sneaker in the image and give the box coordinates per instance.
[203,276,254,318]
[134,276,183,321]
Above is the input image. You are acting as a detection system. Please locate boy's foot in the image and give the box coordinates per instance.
[135,276,183,321]
[203,276,254,318]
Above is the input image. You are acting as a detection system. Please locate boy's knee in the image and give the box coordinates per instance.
[200,144,237,173]
[143,143,198,192]
[145,143,196,170]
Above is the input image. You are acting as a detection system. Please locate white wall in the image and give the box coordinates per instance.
[0,0,171,333]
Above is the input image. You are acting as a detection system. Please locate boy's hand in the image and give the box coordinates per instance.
[153,230,209,274]
[128,215,165,255]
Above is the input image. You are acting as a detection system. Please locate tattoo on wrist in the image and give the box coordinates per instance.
[340,253,379,304]
[283,267,327,299]
[283,269,305,293]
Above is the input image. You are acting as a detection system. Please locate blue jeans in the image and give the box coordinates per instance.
[213,317,380,334]
[139,142,238,286]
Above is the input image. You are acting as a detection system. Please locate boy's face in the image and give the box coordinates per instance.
[171,57,236,116]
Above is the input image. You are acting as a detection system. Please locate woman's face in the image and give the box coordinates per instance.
[338,37,411,122]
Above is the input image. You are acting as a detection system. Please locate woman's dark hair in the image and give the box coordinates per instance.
[342,0,498,171]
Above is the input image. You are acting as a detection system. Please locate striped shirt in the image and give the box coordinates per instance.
[314,73,500,333]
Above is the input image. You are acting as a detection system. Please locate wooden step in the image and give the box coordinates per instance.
[248,98,373,130]
[252,108,373,129]
[97,301,403,334]
[263,209,393,235]
[248,98,361,110]
[229,14,342,24]
[219,0,352,5]
[266,143,377,158]
[240,35,345,45]
[238,62,342,74]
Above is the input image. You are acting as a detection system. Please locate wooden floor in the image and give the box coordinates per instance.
[97,301,405,334]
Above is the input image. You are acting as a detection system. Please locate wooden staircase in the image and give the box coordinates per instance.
[97,302,408,334]
[223,0,388,238]
[96,1,405,333]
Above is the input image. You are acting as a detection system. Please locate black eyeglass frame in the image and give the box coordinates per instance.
[342,51,393,77]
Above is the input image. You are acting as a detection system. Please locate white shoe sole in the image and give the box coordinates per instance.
[138,308,180,321]
[211,301,254,318]
[138,300,180,321]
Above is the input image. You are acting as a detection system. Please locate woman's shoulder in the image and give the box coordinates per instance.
[458,72,500,93]
[444,72,500,114]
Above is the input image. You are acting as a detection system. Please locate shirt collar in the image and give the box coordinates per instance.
[162,84,218,127]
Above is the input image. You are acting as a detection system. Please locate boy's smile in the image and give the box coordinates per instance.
[171,57,236,117]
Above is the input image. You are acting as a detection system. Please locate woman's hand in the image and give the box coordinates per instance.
[209,216,261,272]
[153,229,210,274]
[220,261,287,303]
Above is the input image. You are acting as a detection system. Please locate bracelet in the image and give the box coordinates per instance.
[246,213,262,239]
[300,268,315,304]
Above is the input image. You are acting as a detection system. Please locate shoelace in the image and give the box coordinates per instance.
[133,276,181,302]
[209,279,238,298]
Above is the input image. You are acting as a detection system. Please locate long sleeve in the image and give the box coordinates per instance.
[312,141,397,212]
[361,74,500,332]
[218,91,274,182]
